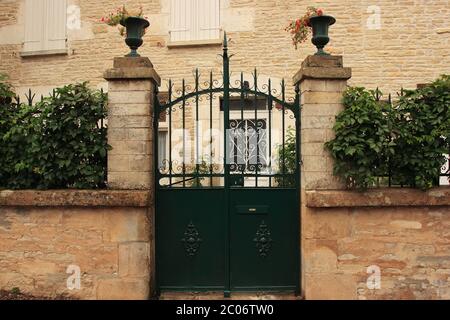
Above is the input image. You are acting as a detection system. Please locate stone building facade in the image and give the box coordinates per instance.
[1,0,450,301]
[0,0,449,97]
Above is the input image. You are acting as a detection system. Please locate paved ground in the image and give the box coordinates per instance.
[159,292,302,300]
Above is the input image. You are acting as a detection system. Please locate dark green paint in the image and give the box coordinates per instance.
[310,15,336,56]
[157,189,226,290]
[229,188,297,291]
[155,34,301,296]
[121,16,149,57]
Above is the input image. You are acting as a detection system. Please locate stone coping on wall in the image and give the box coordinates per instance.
[104,57,161,85]
[0,190,151,207]
[306,187,450,208]
[292,55,352,84]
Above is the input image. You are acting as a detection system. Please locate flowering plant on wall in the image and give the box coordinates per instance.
[285,7,324,49]
[101,5,148,36]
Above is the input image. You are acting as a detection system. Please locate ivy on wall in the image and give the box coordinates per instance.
[0,79,110,189]
[326,75,450,190]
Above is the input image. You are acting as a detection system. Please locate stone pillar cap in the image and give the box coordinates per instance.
[293,55,351,85]
[104,57,161,86]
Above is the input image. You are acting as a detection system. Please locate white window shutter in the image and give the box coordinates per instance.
[170,0,220,42]
[24,0,45,52]
[45,0,67,51]
[170,0,193,42]
[198,0,220,40]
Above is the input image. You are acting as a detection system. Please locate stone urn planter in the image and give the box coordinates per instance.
[309,15,336,55]
[120,16,149,57]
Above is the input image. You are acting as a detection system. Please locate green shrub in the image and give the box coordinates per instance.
[0,74,15,105]
[189,159,210,187]
[0,74,27,186]
[275,127,297,187]
[325,87,394,188]
[1,102,41,188]
[326,75,450,190]
[390,75,450,189]
[0,80,109,189]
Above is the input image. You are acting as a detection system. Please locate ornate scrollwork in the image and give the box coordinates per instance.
[442,155,449,173]
[260,83,282,98]
[158,159,171,174]
[228,119,269,173]
[158,62,299,188]
[253,221,273,257]
[181,221,202,257]
[441,155,450,185]
[200,77,223,90]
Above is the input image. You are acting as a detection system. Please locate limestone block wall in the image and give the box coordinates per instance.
[302,188,450,300]
[1,189,450,300]
[0,0,449,97]
[0,190,154,300]
[293,53,450,300]
[104,57,160,190]
[294,55,351,190]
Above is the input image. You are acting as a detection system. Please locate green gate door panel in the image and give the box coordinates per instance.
[156,189,226,291]
[229,188,298,291]
[155,35,300,294]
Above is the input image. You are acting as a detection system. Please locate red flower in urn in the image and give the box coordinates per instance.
[285,7,325,49]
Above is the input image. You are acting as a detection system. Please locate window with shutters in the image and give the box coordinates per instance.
[22,0,67,55]
[170,0,221,43]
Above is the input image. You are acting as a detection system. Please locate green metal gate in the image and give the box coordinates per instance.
[154,35,301,296]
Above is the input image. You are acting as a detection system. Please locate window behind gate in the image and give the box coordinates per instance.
[229,119,268,173]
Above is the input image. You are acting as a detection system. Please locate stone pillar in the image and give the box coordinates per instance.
[104,57,160,299]
[293,55,351,191]
[104,57,160,189]
[293,55,351,298]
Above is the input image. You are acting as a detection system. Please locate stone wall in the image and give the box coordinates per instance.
[302,188,450,300]
[0,0,19,28]
[1,188,450,300]
[104,56,160,190]
[0,190,154,300]
[0,0,449,97]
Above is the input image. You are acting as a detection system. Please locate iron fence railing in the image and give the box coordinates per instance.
[373,89,449,187]
[155,39,300,189]
[12,88,106,128]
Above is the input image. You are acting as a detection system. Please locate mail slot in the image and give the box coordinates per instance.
[236,205,269,215]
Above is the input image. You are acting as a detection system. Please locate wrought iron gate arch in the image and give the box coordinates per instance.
[159,87,296,115]
[154,34,301,296]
